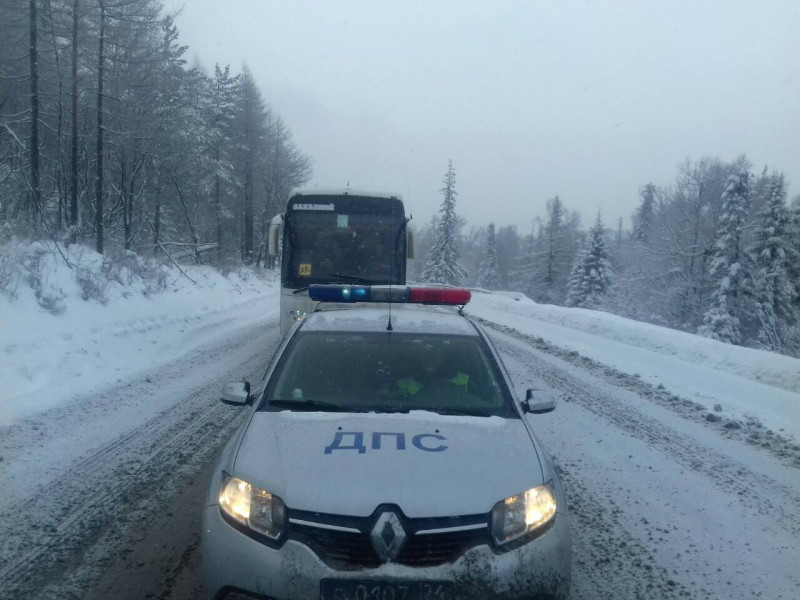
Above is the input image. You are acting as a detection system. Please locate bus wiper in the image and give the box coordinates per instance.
[269,399,356,412]
[293,286,310,295]
[326,273,376,285]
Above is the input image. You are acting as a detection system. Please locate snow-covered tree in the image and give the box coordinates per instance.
[421,160,468,285]
[476,222,501,290]
[0,0,312,266]
[509,217,542,295]
[565,246,588,307]
[748,173,798,352]
[633,183,656,244]
[789,196,800,312]
[512,196,574,303]
[699,170,752,344]
[537,196,572,302]
[495,225,521,289]
[565,212,614,307]
[206,64,240,259]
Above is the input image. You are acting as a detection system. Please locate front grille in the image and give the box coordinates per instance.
[398,528,487,567]
[292,524,381,569]
[288,509,489,570]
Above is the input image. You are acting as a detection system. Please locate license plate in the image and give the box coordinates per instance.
[320,579,454,600]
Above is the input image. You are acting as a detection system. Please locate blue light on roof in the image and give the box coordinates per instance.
[308,284,470,306]
[309,285,370,303]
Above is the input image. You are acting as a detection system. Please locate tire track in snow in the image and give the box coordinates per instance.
[484,322,800,599]
[487,326,800,536]
[471,316,800,468]
[558,463,699,600]
[0,317,281,600]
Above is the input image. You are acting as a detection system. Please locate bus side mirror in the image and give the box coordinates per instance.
[268,221,281,257]
[406,228,415,259]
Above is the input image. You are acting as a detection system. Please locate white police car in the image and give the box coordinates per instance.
[203,285,571,600]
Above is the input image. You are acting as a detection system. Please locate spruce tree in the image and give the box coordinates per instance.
[476,223,502,290]
[508,217,541,295]
[749,173,798,351]
[633,183,656,244]
[421,160,468,285]
[565,247,588,307]
[699,170,752,344]
[537,196,570,303]
[208,64,240,260]
[565,212,614,307]
[789,198,800,311]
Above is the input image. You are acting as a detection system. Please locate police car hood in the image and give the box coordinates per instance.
[233,410,544,518]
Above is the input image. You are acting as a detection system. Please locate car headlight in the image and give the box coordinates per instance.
[219,474,286,540]
[490,483,557,546]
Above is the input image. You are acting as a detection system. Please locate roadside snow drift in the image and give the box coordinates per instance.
[467,290,800,440]
[0,240,278,427]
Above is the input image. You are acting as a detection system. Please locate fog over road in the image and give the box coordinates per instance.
[1,313,798,599]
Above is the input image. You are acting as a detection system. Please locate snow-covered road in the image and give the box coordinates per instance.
[488,323,800,600]
[0,307,282,599]
[1,290,798,599]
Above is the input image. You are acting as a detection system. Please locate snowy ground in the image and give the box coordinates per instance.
[1,242,276,426]
[0,243,282,597]
[491,326,800,599]
[467,290,800,443]
[1,273,798,599]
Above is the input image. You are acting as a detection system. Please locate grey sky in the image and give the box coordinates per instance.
[171,0,800,231]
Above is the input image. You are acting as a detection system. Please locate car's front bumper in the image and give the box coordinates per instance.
[202,505,571,600]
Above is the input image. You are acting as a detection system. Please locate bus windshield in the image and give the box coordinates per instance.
[282,195,406,289]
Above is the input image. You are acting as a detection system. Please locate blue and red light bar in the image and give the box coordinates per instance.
[407,287,471,305]
[308,285,471,306]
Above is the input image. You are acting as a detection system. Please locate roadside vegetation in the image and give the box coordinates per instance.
[418,158,800,357]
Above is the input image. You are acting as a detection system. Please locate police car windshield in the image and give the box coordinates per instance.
[262,331,518,418]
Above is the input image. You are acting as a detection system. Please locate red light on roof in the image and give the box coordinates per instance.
[407,287,471,305]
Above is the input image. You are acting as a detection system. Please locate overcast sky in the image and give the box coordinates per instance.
[170,0,800,231]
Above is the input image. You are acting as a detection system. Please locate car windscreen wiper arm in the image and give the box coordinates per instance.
[292,286,310,295]
[268,399,355,412]
[426,408,495,418]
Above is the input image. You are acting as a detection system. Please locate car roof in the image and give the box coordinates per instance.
[300,306,479,336]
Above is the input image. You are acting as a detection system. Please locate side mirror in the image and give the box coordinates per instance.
[406,228,415,259]
[268,217,282,257]
[523,389,556,414]
[221,381,251,406]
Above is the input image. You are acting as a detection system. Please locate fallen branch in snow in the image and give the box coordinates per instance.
[138,241,217,248]
[145,217,196,285]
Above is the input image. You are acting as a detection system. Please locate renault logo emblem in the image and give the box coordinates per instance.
[370,511,406,562]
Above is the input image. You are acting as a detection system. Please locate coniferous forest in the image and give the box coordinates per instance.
[0,0,311,268]
[3,2,799,358]
[419,158,800,357]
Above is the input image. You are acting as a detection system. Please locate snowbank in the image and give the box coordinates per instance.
[467,290,800,439]
[0,239,278,426]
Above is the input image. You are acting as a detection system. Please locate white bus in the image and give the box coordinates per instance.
[269,188,414,336]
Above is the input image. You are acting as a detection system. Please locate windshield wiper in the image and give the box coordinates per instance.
[325,273,377,285]
[425,408,494,418]
[268,399,356,412]
[292,286,310,295]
